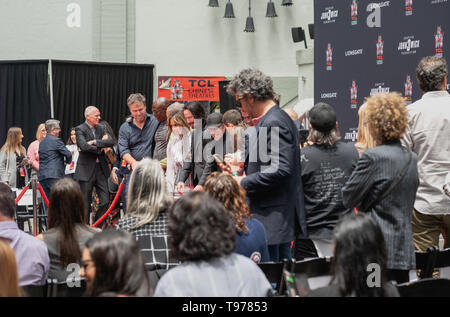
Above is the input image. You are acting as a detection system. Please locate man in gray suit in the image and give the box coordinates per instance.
[402,56,450,252]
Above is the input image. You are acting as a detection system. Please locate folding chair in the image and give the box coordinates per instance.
[413,247,450,280]
[258,260,289,296]
[289,257,333,292]
[397,278,450,297]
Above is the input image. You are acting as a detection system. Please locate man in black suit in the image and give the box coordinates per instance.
[38,119,72,200]
[74,106,114,225]
[226,69,307,262]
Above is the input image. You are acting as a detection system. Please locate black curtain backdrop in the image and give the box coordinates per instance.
[0,60,51,149]
[52,60,154,143]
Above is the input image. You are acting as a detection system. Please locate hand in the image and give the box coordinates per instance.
[224,153,242,173]
[233,173,246,185]
[111,169,118,185]
[193,185,204,192]
[130,159,138,170]
[176,182,185,194]
[102,134,108,140]
[87,140,95,145]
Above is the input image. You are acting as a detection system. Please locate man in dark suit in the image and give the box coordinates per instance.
[38,119,72,200]
[74,106,114,225]
[176,101,212,192]
[226,69,307,262]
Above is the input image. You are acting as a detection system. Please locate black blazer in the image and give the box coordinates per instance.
[74,122,115,182]
[342,140,419,270]
[241,106,307,245]
[38,135,72,181]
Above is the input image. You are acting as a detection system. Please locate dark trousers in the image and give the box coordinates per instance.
[387,269,410,285]
[78,164,109,226]
[294,238,319,261]
[268,242,292,262]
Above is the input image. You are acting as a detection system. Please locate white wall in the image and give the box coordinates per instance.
[0,0,95,61]
[135,0,314,77]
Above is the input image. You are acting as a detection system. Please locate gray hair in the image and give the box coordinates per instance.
[127,93,146,106]
[308,126,341,146]
[84,106,98,117]
[167,102,184,117]
[45,119,60,133]
[416,56,448,92]
[127,158,172,228]
[226,68,275,101]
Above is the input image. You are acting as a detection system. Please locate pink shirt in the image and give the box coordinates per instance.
[27,140,40,171]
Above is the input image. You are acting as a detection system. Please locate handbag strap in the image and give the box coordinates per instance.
[363,149,412,212]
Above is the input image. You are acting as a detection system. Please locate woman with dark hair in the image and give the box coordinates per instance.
[37,178,98,282]
[183,101,207,129]
[0,127,29,188]
[80,229,152,297]
[154,192,271,297]
[204,172,269,263]
[342,92,419,284]
[65,128,79,178]
[308,213,399,297]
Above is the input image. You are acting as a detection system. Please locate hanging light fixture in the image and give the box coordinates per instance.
[266,0,277,17]
[244,0,255,32]
[208,0,219,7]
[281,0,293,6]
[224,0,235,18]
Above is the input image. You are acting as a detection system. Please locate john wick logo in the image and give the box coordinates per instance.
[326,43,333,71]
[321,7,339,24]
[350,81,358,109]
[435,26,444,57]
[370,83,391,96]
[351,0,358,25]
[398,36,420,55]
[376,35,384,65]
[405,75,413,103]
[405,0,413,16]
[345,129,358,142]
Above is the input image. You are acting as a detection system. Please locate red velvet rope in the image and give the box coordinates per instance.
[14,185,30,205]
[91,181,125,228]
[37,184,49,207]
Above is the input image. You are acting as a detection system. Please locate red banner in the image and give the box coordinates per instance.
[158,76,226,102]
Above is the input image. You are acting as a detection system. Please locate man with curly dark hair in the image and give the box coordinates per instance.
[226,69,306,263]
[342,92,419,284]
[401,56,450,254]
[154,192,271,297]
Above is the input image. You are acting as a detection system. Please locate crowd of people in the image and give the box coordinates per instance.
[0,55,449,297]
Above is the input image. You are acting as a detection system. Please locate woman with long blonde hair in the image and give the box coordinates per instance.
[354,103,377,155]
[27,123,46,178]
[0,239,21,297]
[0,127,28,187]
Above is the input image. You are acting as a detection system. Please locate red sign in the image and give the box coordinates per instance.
[158,76,226,102]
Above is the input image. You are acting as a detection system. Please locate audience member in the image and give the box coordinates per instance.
[166,102,184,118]
[0,127,29,188]
[38,120,72,200]
[27,123,46,179]
[342,92,419,284]
[65,128,79,179]
[118,93,159,210]
[116,158,177,271]
[166,112,192,195]
[222,109,246,165]
[75,106,114,226]
[0,239,21,297]
[226,68,306,262]
[307,213,399,297]
[0,183,49,286]
[176,101,211,192]
[36,178,98,283]
[200,112,235,186]
[154,192,272,297]
[295,103,359,260]
[99,119,118,166]
[80,229,152,297]
[401,56,450,254]
[240,108,253,127]
[151,97,170,162]
[204,172,270,263]
[354,103,377,156]
[284,108,302,131]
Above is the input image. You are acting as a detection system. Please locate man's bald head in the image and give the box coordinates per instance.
[152,97,170,122]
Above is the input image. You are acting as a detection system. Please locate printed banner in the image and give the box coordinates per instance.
[315,0,450,142]
[158,76,226,102]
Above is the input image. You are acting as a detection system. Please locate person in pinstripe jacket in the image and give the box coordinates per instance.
[342,92,419,284]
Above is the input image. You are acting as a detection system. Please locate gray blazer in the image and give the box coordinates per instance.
[342,140,419,270]
[0,151,29,188]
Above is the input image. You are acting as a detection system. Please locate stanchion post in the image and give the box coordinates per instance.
[32,179,38,236]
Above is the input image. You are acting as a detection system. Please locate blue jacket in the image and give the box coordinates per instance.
[38,135,72,181]
[241,106,307,245]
